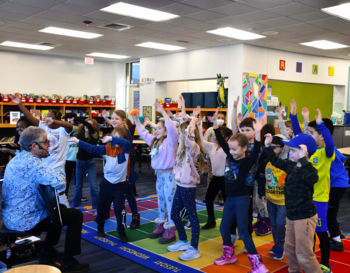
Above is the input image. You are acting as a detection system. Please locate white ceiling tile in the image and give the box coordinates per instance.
[0,10,30,21]
[260,17,301,27]
[338,29,350,36]
[0,26,33,35]
[290,11,333,22]
[83,27,117,35]
[121,27,159,35]
[187,32,226,41]
[0,2,44,16]
[267,3,316,16]
[187,22,222,31]
[7,22,43,31]
[210,16,250,27]
[234,22,272,32]
[0,31,21,38]
[180,0,232,9]
[210,3,259,16]
[107,31,141,39]
[308,17,350,28]
[11,0,61,9]
[325,23,350,32]
[67,0,117,9]
[185,10,229,22]
[288,37,316,44]
[158,3,204,16]
[35,11,79,22]
[0,19,17,27]
[143,22,178,31]
[311,32,350,41]
[84,10,126,22]
[232,11,281,23]
[113,17,152,27]
[148,31,177,39]
[50,3,98,16]
[165,17,203,27]
[279,23,318,32]
[166,27,200,35]
[21,17,63,27]
[53,22,90,31]
[272,33,307,40]
[240,0,295,10]
[263,28,291,35]
[297,0,350,9]
[125,0,174,9]
[299,27,333,36]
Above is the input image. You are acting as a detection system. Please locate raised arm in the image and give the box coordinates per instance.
[179,95,186,118]
[276,107,289,139]
[74,117,95,135]
[231,96,240,134]
[102,110,112,125]
[298,145,319,186]
[289,99,302,135]
[111,136,131,153]
[72,138,107,155]
[44,118,73,133]
[302,107,310,135]
[315,109,334,158]
[10,95,39,126]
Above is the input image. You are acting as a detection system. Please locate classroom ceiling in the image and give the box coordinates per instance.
[2,0,350,61]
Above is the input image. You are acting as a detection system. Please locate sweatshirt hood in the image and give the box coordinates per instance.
[275,134,289,160]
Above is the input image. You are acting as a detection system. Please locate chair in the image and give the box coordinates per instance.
[0,185,62,268]
[141,146,151,171]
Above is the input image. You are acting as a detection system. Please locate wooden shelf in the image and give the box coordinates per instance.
[0,124,16,128]
[163,107,227,112]
[0,102,115,108]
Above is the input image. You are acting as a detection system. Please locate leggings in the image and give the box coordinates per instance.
[205,176,225,220]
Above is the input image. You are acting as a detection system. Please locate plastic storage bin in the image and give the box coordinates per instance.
[181,93,192,108]
[204,92,219,108]
[192,92,204,108]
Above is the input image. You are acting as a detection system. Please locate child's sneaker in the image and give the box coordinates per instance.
[81,196,88,202]
[149,219,165,239]
[252,213,262,231]
[214,245,237,265]
[135,195,140,201]
[118,230,129,243]
[247,254,269,273]
[255,218,271,236]
[184,221,191,230]
[97,224,106,237]
[330,239,344,251]
[168,239,190,252]
[273,247,284,260]
[178,246,201,261]
[269,245,276,255]
[320,264,332,273]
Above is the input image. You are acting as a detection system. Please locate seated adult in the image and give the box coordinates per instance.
[2,127,89,273]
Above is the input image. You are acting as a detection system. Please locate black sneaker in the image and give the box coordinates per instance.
[97,224,106,237]
[118,231,129,243]
[81,196,88,202]
[39,248,64,264]
[330,239,344,251]
[184,221,191,230]
[340,232,345,239]
[201,219,216,230]
[60,258,90,273]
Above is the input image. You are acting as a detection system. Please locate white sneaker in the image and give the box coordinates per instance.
[167,239,190,252]
[243,247,247,253]
[231,234,237,246]
[178,246,201,261]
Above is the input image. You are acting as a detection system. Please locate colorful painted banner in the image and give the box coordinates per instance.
[140,78,154,86]
[296,62,302,73]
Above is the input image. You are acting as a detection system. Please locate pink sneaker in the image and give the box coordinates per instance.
[149,219,165,239]
[247,254,269,273]
[159,225,176,244]
[214,244,237,266]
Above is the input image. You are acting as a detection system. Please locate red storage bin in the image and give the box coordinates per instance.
[43,99,49,103]
[72,100,78,104]
[101,101,106,105]
[64,99,71,104]
[88,100,94,105]
[91,113,98,117]
[58,99,64,104]
[49,99,57,104]
[163,103,178,108]
[106,100,115,105]
[27,98,34,103]
[94,101,101,105]
[20,98,26,103]
[35,99,42,103]
[1,97,9,102]
[78,100,85,104]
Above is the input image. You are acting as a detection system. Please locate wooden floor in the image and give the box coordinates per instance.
[11,160,350,272]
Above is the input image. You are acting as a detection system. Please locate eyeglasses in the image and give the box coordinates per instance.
[37,139,49,144]
[272,146,282,150]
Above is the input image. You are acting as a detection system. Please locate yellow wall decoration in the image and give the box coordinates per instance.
[329,66,334,76]
[312,64,318,75]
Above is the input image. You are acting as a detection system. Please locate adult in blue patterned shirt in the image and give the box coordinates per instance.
[2,127,89,273]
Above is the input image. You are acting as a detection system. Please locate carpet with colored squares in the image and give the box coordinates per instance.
[78,195,350,273]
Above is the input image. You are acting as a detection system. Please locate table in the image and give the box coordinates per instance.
[7,265,61,272]
[133,140,147,173]
[338,147,350,156]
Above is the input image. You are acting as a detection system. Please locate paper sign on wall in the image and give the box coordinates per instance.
[85,57,94,65]
[329,66,334,76]
[312,64,318,75]
[279,60,285,71]
[296,62,302,73]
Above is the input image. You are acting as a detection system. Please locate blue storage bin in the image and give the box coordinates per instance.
[192,92,204,108]
[181,93,193,108]
[204,92,218,108]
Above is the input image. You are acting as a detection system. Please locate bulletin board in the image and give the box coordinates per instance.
[268,80,333,118]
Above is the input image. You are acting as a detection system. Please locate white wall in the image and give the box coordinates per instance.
[0,50,124,100]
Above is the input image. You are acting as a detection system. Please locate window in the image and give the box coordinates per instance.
[131,62,140,84]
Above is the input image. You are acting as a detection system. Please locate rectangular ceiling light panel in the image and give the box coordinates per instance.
[101,2,179,22]
[87,52,130,59]
[322,3,350,21]
[207,27,266,40]
[300,40,348,50]
[135,42,185,51]
[0,41,53,50]
[39,27,102,39]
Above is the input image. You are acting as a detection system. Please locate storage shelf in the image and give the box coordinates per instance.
[163,107,227,112]
[0,124,16,128]
[0,102,115,108]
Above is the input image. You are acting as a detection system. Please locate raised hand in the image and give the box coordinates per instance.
[299,144,307,158]
[143,116,151,127]
[253,120,263,133]
[233,96,240,108]
[213,107,219,129]
[10,94,20,105]
[43,117,54,126]
[198,115,202,127]
[9,143,18,148]
[315,109,322,124]
[179,95,185,107]
[290,99,297,115]
[101,109,108,119]
[264,133,273,147]
[193,106,201,117]
[102,136,112,143]
[155,102,164,113]
[275,107,283,119]
[237,112,242,121]
[68,137,79,143]
[166,110,173,117]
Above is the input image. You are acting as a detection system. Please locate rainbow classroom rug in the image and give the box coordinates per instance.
[78,195,350,273]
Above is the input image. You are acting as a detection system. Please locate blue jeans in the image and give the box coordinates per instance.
[171,186,200,248]
[220,195,257,254]
[73,159,98,209]
[267,200,286,249]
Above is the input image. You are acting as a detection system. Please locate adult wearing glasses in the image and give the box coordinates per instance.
[2,126,89,272]
[10,95,73,207]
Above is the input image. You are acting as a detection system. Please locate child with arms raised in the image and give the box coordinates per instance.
[214,108,269,273]
[289,100,334,273]
[68,127,131,243]
[133,102,178,244]
[167,95,205,261]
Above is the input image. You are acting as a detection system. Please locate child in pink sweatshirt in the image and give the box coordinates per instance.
[133,102,178,244]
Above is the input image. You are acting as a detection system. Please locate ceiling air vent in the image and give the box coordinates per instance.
[37,42,61,47]
[97,23,133,31]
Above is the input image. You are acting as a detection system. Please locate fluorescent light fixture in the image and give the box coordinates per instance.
[322,3,350,21]
[135,42,185,51]
[86,52,129,59]
[300,40,348,50]
[207,27,265,40]
[0,41,53,50]
[39,27,102,39]
[101,2,179,22]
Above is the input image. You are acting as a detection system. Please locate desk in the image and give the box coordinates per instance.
[7,265,61,272]
[133,140,147,173]
[338,147,350,156]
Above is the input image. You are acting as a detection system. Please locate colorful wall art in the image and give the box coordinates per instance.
[242,72,268,123]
